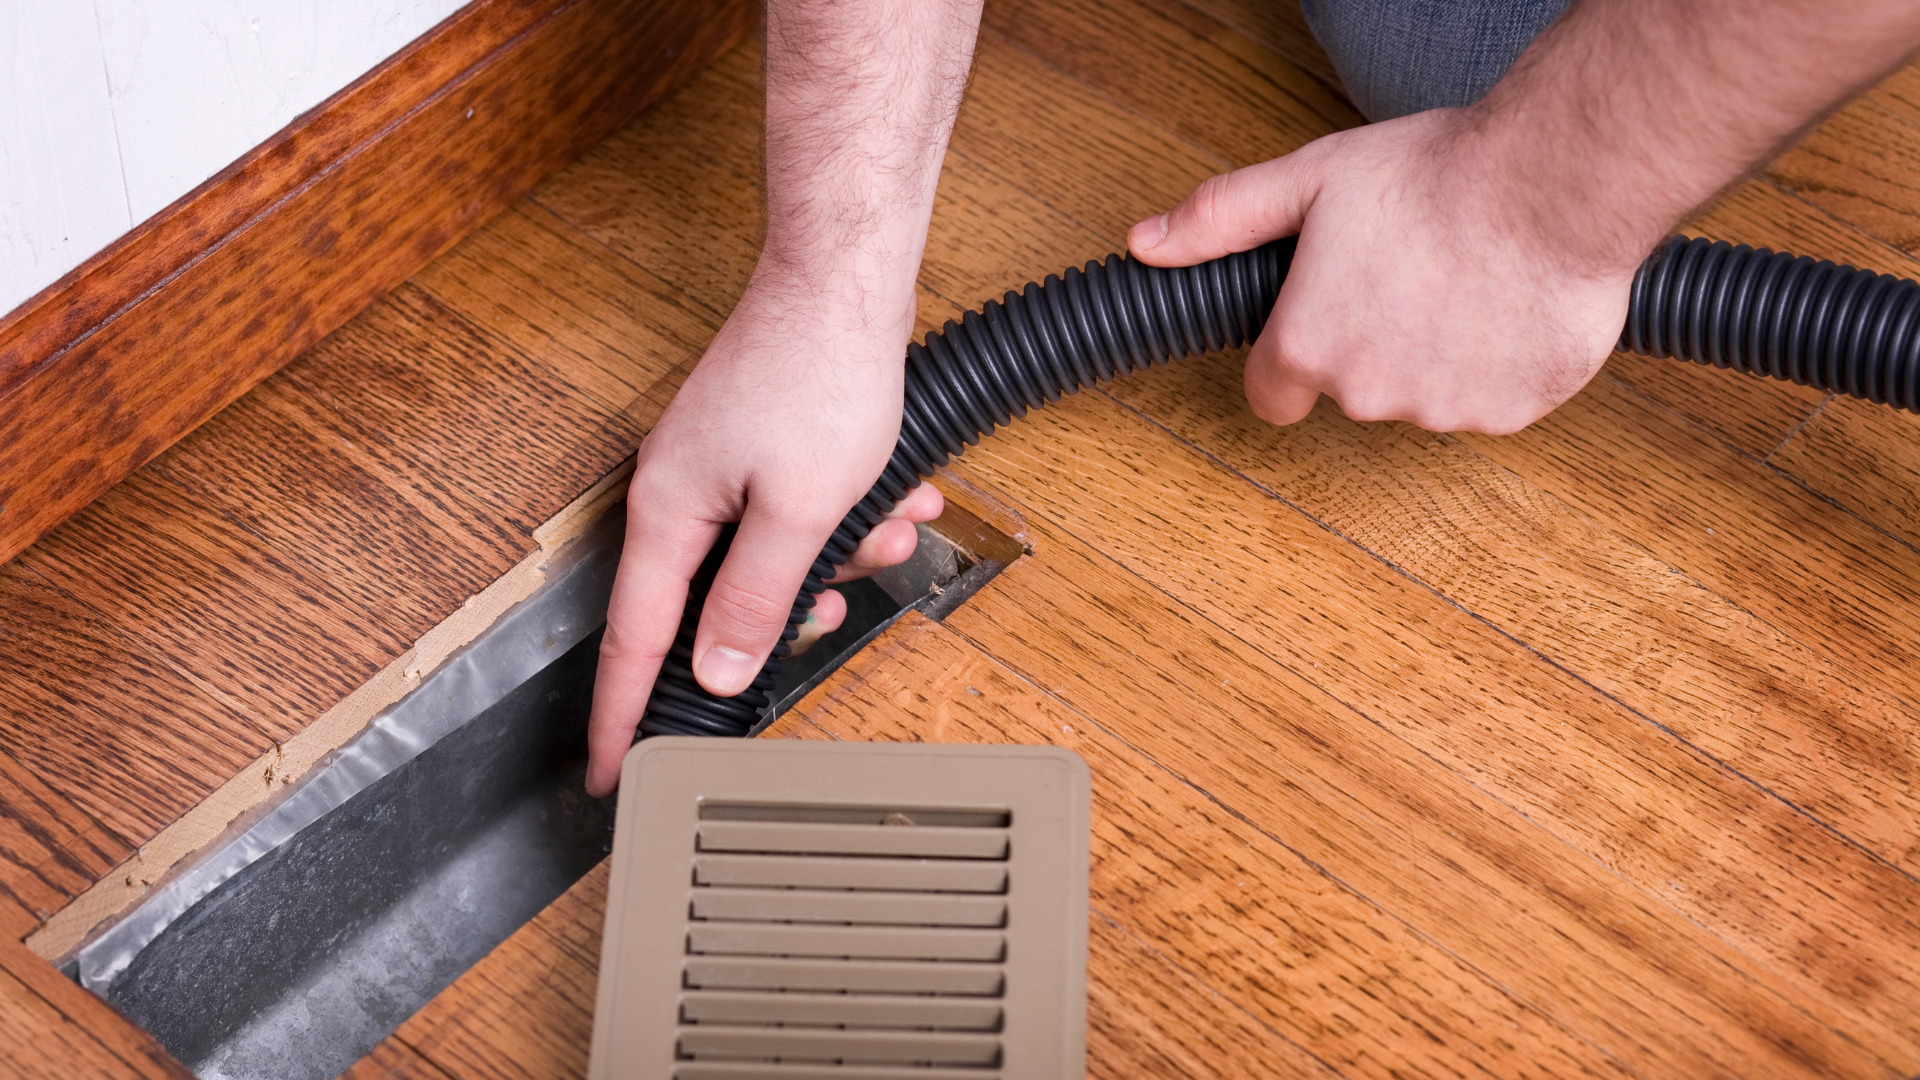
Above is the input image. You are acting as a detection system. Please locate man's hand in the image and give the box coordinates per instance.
[1131,109,1633,435]
[584,0,983,797]
[1133,0,1920,437]
[584,266,944,797]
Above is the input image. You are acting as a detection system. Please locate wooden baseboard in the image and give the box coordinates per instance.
[0,0,754,567]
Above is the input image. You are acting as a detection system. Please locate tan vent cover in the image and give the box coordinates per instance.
[590,737,1090,1080]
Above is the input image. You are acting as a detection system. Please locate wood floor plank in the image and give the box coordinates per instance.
[1102,352,1920,1027]
[1768,396,1920,552]
[0,572,139,933]
[983,0,1359,172]
[1115,343,1920,880]
[1864,62,1920,130]
[280,285,644,542]
[1458,371,1920,814]
[338,1040,454,1080]
[0,937,191,1079]
[20,466,431,734]
[538,38,766,247]
[155,373,529,577]
[410,203,719,420]
[529,47,764,327]
[1162,0,1348,101]
[13,281,635,745]
[139,380,526,677]
[0,753,121,940]
[0,781,85,941]
[1767,93,1920,255]
[1079,913,1338,1080]
[929,399,1915,1073]
[0,557,266,854]
[776,614,1639,1080]
[951,39,1228,246]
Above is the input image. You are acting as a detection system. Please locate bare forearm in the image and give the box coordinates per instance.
[1471,0,1920,273]
[761,0,983,321]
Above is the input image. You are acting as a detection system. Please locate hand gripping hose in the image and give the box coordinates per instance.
[636,234,1920,739]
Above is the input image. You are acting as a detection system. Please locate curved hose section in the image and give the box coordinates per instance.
[638,238,1296,737]
[639,233,1920,739]
[1622,235,1920,410]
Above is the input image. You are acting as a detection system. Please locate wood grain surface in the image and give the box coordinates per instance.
[0,936,191,1080]
[0,0,756,568]
[12,0,1920,1076]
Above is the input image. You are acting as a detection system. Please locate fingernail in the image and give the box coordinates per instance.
[696,644,760,696]
[1135,213,1169,250]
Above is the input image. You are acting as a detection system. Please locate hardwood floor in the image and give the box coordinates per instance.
[11,0,1920,1076]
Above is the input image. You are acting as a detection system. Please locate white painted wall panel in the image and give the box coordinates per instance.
[96,0,465,224]
[1,3,132,315]
[0,0,466,319]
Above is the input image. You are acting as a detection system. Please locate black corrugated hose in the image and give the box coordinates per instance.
[637,234,1920,739]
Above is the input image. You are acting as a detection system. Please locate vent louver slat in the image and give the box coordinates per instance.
[690,887,1008,926]
[591,739,1087,1079]
[677,1028,1002,1065]
[686,923,1007,962]
[673,1065,1002,1080]
[679,991,1003,1030]
[680,956,1004,996]
[696,820,1011,859]
[682,801,1011,1073]
[693,854,1009,893]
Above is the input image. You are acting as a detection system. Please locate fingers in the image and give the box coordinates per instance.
[586,481,943,795]
[692,496,839,697]
[830,482,945,584]
[585,503,719,797]
[1243,365,1321,426]
[788,587,848,655]
[1234,289,1324,426]
[1129,150,1323,268]
[890,481,946,523]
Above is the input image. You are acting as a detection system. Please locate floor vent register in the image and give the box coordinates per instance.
[591,738,1090,1080]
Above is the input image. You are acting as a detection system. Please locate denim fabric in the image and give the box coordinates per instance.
[1299,0,1577,121]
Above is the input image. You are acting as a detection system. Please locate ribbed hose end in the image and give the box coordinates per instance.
[1622,235,1920,411]
[636,238,1296,739]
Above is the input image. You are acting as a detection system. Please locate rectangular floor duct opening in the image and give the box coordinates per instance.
[71,497,1018,1080]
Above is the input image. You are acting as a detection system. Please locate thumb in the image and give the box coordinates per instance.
[1128,151,1321,267]
[691,498,832,697]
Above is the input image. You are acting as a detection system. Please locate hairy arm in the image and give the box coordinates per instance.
[1131,0,1920,434]
[586,0,984,796]
[1486,0,1920,273]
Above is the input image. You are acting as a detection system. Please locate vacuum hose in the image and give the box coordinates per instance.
[637,235,1920,738]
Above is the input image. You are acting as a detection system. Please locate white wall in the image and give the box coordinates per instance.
[1,0,467,319]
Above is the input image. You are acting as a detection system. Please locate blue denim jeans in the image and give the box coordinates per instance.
[1299,0,1577,120]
